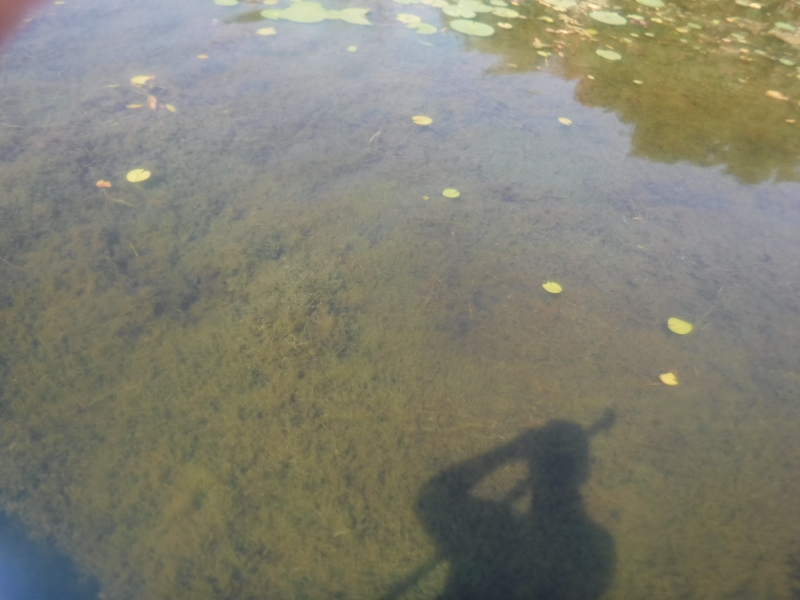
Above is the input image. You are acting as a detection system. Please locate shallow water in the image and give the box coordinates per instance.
[1,0,800,598]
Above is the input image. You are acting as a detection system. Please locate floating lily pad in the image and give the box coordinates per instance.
[779,57,796,66]
[257,26,277,34]
[558,117,572,125]
[596,48,622,60]
[281,2,327,22]
[492,7,519,17]
[130,75,155,87]
[774,21,796,31]
[214,0,238,5]
[416,23,438,33]
[545,0,577,7]
[667,317,693,334]
[397,13,422,24]
[261,8,282,17]
[636,0,664,7]
[458,0,493,12]
[443,4,476,17]
[126,169,151,183]
[443,188,461,198]
[542,281,562,294]
[449,18,495,35]
[659,372,678,385]
[413,115,433,125]
[339,7,371,23]
[589,11,627,24]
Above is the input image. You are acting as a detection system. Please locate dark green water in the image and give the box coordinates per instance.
[1,0,800,598]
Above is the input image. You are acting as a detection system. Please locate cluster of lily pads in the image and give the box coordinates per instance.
[394,0,522,37]
[260,2,372,24]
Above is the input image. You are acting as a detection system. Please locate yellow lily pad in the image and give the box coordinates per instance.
[126,169,151,183]
[257,27,277,35]
[165,104,177,113]
[667,317,693,335]
[659,372,678,386]
[542,281,562,294]
[130,75,155,87]
[412,115,433,125]
[442,188,460,198]
[558,117,572,125]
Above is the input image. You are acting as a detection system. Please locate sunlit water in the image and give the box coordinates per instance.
[1,0,800,598]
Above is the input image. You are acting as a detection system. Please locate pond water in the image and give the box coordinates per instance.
[1,0,800,598]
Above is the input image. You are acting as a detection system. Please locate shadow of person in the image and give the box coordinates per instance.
[413,411,616,600]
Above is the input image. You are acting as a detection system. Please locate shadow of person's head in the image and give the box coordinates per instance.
[411,410,616,600]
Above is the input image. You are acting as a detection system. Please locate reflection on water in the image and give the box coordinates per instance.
[1,0,800,598]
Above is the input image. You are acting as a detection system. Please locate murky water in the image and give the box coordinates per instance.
[1,0,800,598]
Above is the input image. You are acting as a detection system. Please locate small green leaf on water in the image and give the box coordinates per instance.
[257,27,277,35]
[412,115,433,125]
[443,5,476,17]
[537,50,551,56]
[279,2,327,22]
[214,0,238,5]
[636,0,664,7]
[497,21,512,28]
[442,188,460,198]
[539,16,554,22]
[774,22,796,31]
[416,23,438,33]
[261,8,281,17]
[779,58,796,66]
[596,49,622,60]
[545,0,577,7]
[688,22,702,29]
[558,117,572,125]
[449,19,495,36]
[458,0,493,12]
[492,7,519,17]
[397,13,422,24]
[339,7,371,24]
[542,281,562,294]
[589,11,627,25]
[667,317,693,335]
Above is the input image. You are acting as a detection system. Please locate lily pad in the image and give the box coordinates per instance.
[542,281,562,294]
[416,23,438,33]
[545,0,577,7]
[126,169,151,183]
[774,21,796,31]
[397,13,422,24]
[449,18,495,35]
[659,372,678,385]
[667,317,693,335]
[589,10,627,25]
[636,0,664,7]
[596,48,622,60]
[442,188,461,198]
[492,7,519,17]
[280,2,327,22]
[339,7,371,24]
[413,115,433,125]
[261,8,282,18]
[458,0,493,12]
[443,5,477,17]
[214,0,238,5]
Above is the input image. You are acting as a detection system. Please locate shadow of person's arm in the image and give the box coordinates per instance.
[416,430,537,536]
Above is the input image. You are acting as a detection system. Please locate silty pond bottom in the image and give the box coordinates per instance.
[1,0,800,598]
